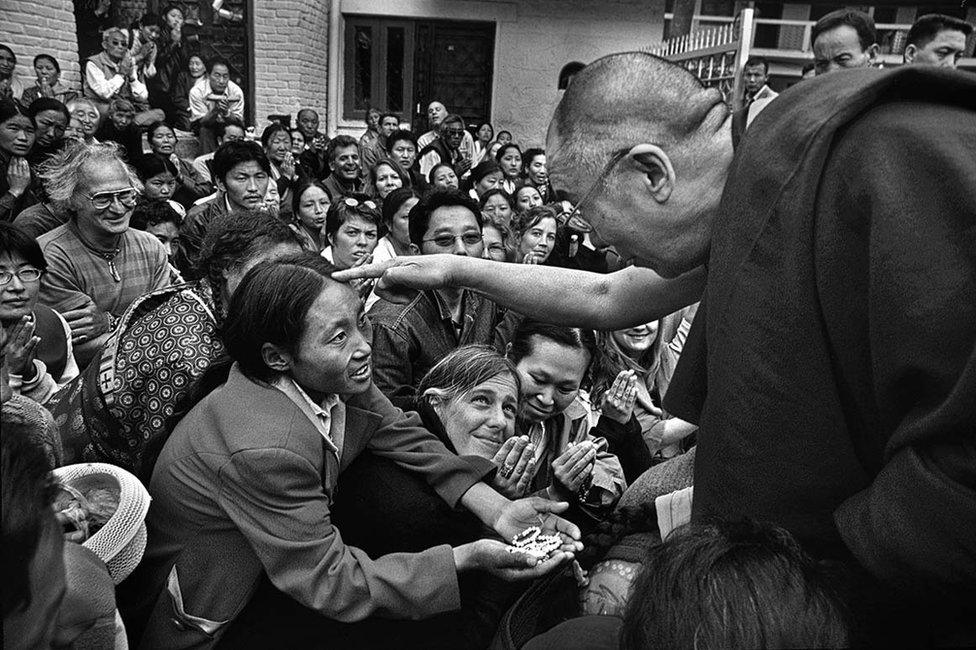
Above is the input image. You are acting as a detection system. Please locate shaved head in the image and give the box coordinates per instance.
[547,52,725,188]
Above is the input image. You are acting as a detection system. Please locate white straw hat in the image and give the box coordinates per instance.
[53,463,152,585]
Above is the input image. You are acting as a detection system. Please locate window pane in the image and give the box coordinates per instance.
[354,25,373,110]
[387,27,405,112]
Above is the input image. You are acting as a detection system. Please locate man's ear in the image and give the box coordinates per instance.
[261,342,292,373]
[626,144,676,204]
[215,177,227,194]
[408,242,421,255]
[866,43,881,65]
[903,44,917,64]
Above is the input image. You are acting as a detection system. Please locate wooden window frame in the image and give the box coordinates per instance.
[342,17,415,121]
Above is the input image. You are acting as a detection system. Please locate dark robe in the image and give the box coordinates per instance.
[666,66,976,645]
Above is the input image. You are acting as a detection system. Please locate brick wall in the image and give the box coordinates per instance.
[252,1,330,131]
[1,0,82,93]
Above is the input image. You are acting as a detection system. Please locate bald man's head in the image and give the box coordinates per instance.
[545,52,733,276]
[548,52,724,183]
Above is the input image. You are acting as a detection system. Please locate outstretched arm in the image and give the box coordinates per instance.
[336,255,705,330]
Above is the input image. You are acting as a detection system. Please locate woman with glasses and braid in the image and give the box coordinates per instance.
[34,141,170,368]
[0,223,78,404]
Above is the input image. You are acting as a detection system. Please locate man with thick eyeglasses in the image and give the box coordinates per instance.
[341,52,976,645]
[367,189,512,407]
[36,142,169,367]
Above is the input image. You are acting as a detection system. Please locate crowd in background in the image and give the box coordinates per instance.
[1,6,975,650]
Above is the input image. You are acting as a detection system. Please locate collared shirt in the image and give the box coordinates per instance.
[272,376,346,460]
[37,221,170,315]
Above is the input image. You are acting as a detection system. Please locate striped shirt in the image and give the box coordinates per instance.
[38,221,170,316]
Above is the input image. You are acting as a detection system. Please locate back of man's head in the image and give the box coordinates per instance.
[408,189,482,249]
[547,51,721,182]
[812,9,877,52]
[906,13,973,49]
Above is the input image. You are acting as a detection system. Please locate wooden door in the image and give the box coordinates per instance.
[412,20,495,132]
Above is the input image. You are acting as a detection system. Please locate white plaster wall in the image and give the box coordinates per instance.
[335,0,665,146]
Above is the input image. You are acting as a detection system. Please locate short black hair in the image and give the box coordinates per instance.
[379,112,400,125]
[25,97,69,123]
[326,134,359,165]
[130,200,183,231]
[479,188,514,211]
[381,187,420,229]
[212,140,271,183]
[260,122,289,148]
[217,116,246,138]
[744,55,769,72]
[1,425,59,618]
[495,143,522,164]
[132,153,179,182]
[906,14,973,49]
[207,55,230,73]
[812,9,877,51]
[408,189,482,249]
[0,223,47,271]
[386,129,417,153]
[325,192,383,239]
[146,120,175,140]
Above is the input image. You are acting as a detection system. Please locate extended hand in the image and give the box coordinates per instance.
[61,302,110,343]
[494,497,582,553]
[332,254,462,304]
[454,538,572,580]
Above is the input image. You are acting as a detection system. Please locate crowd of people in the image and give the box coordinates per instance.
[2,6,975,650]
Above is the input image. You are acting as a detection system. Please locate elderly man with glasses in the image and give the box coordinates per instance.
[35,142,169,367]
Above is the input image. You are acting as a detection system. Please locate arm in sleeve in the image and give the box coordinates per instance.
[217,447,462,621]
[597,414,652,485]
[359,384,495,507]
[56,311,80,385]
[177,160,214,198]
[129,70,148,101]
[37,247,99,315]
[828,104,976,597]
[187,84,210,122]
[85,61,124,100]
[148,239,172,291]
[8,360,59,404]
[583,424,627,508]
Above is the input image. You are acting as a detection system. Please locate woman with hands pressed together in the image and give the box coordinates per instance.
[506,319,627,520]
[123,254,580,648]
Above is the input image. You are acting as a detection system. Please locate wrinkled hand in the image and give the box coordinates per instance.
[215,97,229,114]
[494,497,583,553]
[602,370,638,424]
[332,254,461,305]
[455,158,472,176]
[61,302,109,343]
[491,436,536,499]
[552,440,596,495]
[6,156,31,197]
[4,315,40,377]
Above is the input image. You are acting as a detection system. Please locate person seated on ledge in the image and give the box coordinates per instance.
[120,253,581,648]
